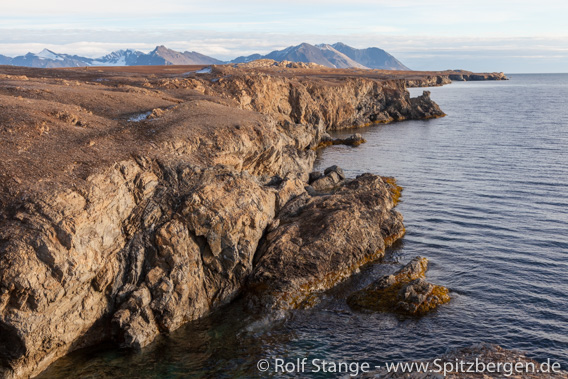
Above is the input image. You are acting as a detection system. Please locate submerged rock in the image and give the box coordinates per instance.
[347,256,450,315]
[334,133,366,147]
[247,173,405,310]
[316,133,367,148]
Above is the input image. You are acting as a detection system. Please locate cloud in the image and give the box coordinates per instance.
[1,1,568,72]
[1,30,567,72]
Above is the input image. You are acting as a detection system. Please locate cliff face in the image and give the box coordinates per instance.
[212,66,445,129]
[0,65,444,378]
[406,71,508,87]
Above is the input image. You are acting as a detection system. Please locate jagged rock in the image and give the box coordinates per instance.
[112,287,159,349]
[213,67,446,130]
[308,171,324,184]
[0,64,446,378]
[310,166,344,192]
[409,91,446,119]
[347,257,450,315]
[323,165,346,180]
[247,174,405,310]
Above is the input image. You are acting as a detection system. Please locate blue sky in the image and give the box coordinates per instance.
[1,0,567,72]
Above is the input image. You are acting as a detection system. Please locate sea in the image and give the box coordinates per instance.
[39,74,568,378]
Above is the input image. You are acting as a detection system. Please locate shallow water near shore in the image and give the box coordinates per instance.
[39,74,568,377]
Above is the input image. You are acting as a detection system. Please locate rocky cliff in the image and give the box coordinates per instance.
[0,64,444,378]
[405,70,508,87]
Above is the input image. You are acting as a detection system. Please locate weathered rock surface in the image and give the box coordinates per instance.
[307,165,346,192]
[247,173,405,310]
[211,66,445,130]
[0,64,448,377]
[347,257,450,315]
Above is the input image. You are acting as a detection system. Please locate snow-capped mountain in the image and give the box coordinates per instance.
[0,46,223,68]
[8,49,95,68]
[93,49,144,66]
[230,53,263,64]
[134,46,224,66]
[0,43,409,70]
[231,42,409,70]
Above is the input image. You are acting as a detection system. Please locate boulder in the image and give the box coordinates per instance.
[323,165,346,180]
[347,256,450,315]
[310,165,346,191]
[332,133,366,147]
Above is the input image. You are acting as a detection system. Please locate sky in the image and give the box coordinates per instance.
[1,0,567,73]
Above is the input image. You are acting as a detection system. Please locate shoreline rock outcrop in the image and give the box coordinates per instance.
[405,70,508,88]
[347,257,450,315]
[317,132,367,148]
[247,173,405,310]
[0,64,448,378]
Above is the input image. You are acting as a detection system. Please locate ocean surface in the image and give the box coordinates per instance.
[40,74,568,377]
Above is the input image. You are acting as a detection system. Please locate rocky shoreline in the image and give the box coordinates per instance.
[0,63,501,377]
[405,70,508,88]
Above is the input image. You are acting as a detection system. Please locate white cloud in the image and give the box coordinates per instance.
[1,1,568,72]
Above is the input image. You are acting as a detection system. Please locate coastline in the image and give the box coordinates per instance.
[0,63,506,377]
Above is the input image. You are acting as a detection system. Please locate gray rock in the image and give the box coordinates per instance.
[308,171,323,184]
[324,165,346,180]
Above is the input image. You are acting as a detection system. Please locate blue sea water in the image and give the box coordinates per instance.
[39,74,568,377]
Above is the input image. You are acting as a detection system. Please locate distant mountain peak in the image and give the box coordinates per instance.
[153,45,173,54]
[36,49,60,60]
[332,42,348,47]
[1,42,408,70]
[230,42,409,70]
[38,48,56,55]
[1,45,222,68]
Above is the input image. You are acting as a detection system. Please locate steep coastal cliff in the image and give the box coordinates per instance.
[405,70,508,87]
[0,63,464,377]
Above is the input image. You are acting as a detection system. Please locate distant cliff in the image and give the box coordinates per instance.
[406,70,508,87]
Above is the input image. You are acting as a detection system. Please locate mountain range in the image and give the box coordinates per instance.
[231,42,408,70]
[0,43,409,70]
